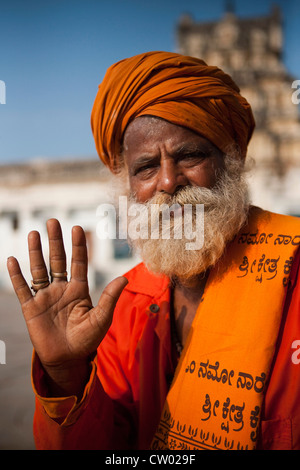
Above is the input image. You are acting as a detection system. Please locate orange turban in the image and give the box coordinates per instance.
[91,51,255,172]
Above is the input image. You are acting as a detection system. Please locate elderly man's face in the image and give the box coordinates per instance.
[122,116,225,202]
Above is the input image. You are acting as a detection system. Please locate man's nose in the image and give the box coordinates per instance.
[156,159,188,195]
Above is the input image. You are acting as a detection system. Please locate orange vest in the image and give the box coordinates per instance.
[151,207,300,450]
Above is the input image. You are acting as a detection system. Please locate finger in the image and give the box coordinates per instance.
[94,276,128,331]
[47,219,67,282]
[28,231,49,282]
[7,256,33,306]
[70,226,88,282]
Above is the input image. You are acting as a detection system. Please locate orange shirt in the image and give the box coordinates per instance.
[33,254,300,450]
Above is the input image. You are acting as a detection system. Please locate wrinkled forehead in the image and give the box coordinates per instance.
[122,115,221,157]
[123,116,164,145]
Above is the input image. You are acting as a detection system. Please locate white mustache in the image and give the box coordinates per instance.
[134,184,222,208]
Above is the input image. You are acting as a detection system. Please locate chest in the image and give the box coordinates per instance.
[171,283,205,349]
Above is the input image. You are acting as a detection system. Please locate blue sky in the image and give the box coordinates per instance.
[0,0,299,164]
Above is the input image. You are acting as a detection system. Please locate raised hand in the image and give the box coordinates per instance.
[7,219,128,397]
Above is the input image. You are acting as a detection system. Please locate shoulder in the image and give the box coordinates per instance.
[250,206,300,228]
[246,206,300,237]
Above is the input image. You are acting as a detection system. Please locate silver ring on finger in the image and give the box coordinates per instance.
[50,271,68,282]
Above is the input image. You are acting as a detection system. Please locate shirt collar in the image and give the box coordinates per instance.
[123,262,170,298]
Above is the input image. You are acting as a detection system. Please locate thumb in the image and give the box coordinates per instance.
[93,276,128,333]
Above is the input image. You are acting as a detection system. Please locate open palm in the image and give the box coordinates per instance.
[7,219,127,392]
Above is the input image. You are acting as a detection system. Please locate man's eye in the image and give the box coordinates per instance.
[134,165,157,177]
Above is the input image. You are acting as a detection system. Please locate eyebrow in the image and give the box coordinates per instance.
[172,142,213,156]
[129,142,214,175]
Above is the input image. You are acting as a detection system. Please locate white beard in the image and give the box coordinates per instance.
[116,154,250,283]
[111,153,252,285]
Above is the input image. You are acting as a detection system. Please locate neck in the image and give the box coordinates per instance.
[172,271,209,299]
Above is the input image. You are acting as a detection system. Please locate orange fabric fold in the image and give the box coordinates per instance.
[91,51,255,172]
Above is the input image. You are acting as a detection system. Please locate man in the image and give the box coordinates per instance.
[7,51,300,450]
